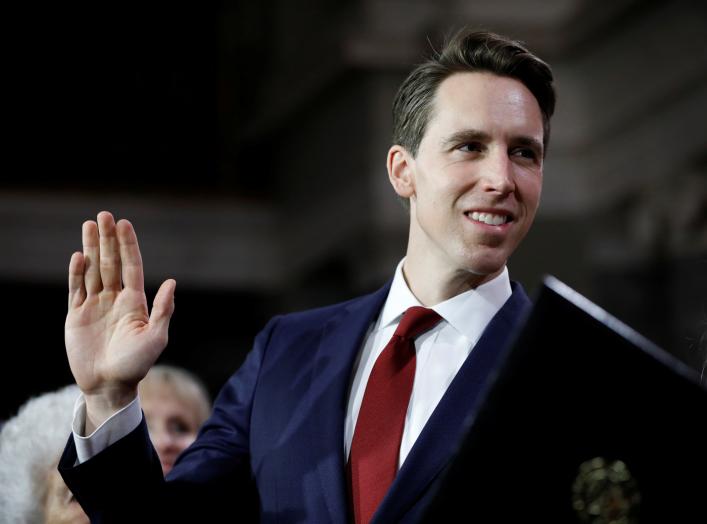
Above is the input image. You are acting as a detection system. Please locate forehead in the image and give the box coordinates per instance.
[426,72,543,141]
[141,390,197,418]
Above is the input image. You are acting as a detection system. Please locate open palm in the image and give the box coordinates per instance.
[65,212,175,426]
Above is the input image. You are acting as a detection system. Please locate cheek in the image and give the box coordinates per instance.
[177,432,198,450]
[415,175,458,212]
[516,172,542,205]
[61,501,89,523]
[44,492,86,524]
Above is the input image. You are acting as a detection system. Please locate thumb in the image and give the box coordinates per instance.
[149,279,176,341]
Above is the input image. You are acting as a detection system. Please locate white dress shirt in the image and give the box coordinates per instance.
[344,259,511,467]
[73,260,511,467]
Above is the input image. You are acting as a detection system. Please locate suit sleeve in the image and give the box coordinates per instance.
[58,315,282,524]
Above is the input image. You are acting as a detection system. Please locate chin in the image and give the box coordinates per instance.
[460,253,507,279]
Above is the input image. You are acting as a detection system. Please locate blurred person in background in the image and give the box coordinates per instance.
[0,365,210,523]
[139,364,211,475]
[0,385,89,524]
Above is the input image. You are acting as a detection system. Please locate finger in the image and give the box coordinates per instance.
[116,219,144,292]
[68,251,87,308]
[97,211,121,292]
[149,279,176,346]
[82,220,102,295]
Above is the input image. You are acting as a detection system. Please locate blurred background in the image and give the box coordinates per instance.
[3,0,706,419]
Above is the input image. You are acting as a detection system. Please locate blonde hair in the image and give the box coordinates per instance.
[138,364,211,425]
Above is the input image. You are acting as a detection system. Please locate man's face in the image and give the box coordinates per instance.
[394,71,544,286]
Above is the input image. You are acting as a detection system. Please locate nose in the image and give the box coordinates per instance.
[479,150,515,195]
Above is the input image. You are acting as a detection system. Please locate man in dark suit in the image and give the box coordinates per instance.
[59,29,556,523]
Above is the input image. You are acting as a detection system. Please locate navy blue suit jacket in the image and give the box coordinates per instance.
[60,281,530,523]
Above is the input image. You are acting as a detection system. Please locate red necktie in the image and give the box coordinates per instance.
[348,306,443,524]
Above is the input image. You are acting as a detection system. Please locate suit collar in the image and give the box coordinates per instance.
[308,282,392,523]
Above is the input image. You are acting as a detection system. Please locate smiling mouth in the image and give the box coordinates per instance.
[464,211,512,226]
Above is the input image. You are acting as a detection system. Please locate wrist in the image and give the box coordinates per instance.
[83,385,138,434]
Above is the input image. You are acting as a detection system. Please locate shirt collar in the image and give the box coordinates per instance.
[378,258,512,344]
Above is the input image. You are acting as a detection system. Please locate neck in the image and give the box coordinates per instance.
[401,256,502,306]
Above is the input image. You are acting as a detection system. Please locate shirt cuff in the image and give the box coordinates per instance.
[72,394,143,464]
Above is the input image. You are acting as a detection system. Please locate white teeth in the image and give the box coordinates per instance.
[467,211,507,226]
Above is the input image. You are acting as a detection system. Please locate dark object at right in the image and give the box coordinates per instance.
[420,276,707,523]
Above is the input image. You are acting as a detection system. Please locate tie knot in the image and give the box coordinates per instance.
[394,306,442,340]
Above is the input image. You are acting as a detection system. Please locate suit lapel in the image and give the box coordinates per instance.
[308,283,391,523]
[373,282,531,522]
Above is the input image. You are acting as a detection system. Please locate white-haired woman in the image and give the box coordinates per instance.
[0,384,89,524]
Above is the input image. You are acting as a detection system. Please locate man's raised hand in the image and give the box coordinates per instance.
[65,211,175,433]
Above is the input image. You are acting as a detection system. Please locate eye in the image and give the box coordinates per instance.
[458,142,484,153]
[511,147,540,163]
[167,417,192,436]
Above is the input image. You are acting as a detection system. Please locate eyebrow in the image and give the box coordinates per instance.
[514,135,544,156]
[441,129,490,149]
[441,129,544,156]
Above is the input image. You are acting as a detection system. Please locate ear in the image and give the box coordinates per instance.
[386,145,416,199]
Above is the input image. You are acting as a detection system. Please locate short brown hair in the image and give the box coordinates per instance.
[392,29,556,157]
